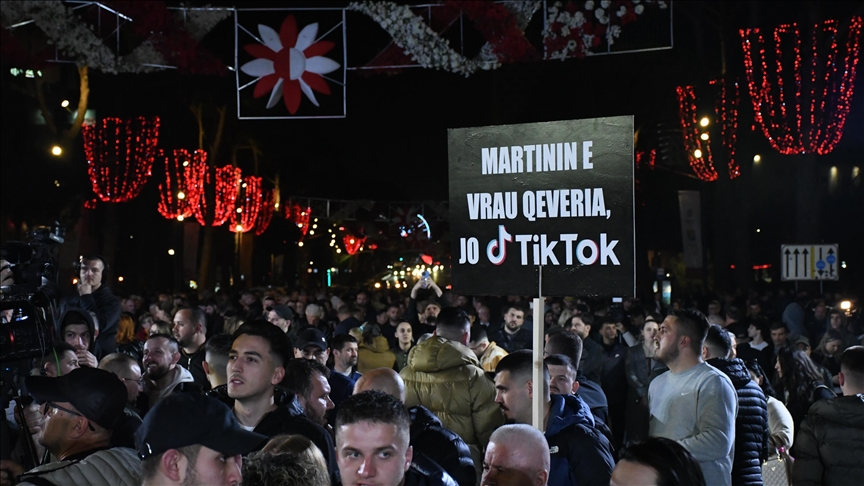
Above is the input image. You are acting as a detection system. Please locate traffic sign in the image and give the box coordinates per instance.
[781,244,839,281]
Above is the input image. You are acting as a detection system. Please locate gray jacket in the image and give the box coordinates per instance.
[18,447,141,486]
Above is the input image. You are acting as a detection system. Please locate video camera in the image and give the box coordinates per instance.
[1,223,63,363]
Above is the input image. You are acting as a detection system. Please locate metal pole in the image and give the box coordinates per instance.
[532,265,545,431]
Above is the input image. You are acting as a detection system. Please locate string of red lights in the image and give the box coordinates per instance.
[709,78,741,179]
[82,117,160,202]
[156,149,207,221]
[740,16,862,155]
[254,189,277,236]
[194,165,242,227]
[675,85,719,181]
[229,175,262,233]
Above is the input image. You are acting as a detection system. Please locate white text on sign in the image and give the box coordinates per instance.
[458,225,620,266]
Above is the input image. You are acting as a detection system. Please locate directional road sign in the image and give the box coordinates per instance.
[781,244,839,281]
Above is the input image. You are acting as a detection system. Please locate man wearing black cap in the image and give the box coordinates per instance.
[294,327,330,365]
[137,393,265,486]
[266,304,293,334]
[0,368,141,486]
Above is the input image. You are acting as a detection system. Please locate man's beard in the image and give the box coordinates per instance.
[656,343,679,364]
[147,363,171,380]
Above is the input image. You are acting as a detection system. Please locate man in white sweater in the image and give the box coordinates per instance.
[649,309,738,486]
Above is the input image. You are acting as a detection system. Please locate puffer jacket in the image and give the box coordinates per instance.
[18,447,140,486]
[478,341,508,372]
[358,335,397,373]
[400,336,503,478]
[709,357,769,486]
[792,394,864,486]
[410,405,476,486]
[545,393,615,486]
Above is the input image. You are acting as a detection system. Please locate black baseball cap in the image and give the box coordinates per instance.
[295,327,327,351]
[25,367,126,430]
[268,304,294,321]
[136,393,266,459]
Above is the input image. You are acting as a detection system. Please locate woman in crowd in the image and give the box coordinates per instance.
[811,329,845,388]
[116,313,144,363]
[624,316,667,444]
[827,308,858,349]
[242,434,329,486]
[745,360,795,453]
[772,348,835,436]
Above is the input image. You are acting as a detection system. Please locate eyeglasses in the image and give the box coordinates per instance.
[120,376,145,387]
[43,402,96,431]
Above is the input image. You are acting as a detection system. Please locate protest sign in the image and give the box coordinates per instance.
[448,116,635,297]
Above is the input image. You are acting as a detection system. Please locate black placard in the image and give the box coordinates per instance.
[448,116,634,297]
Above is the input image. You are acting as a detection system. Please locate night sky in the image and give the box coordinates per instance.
[1,1,862,297]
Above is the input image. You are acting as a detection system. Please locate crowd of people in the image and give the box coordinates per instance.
[0,254,862,486]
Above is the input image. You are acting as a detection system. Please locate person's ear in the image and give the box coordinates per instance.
[460,331,470,346]
[702,346,710,360]
[404,445,413,472]
[69,416,89,439]
[536,470,549,486]
[838,371,846,387]
[272,366,285,385]
[162,449,184,481]
[571,380,580,394]
[526,379,533,399]
[170,352,181,366]
[202,361,211,376]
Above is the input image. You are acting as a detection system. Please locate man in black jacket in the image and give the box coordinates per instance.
[224,320,339,484]
[704,324,768,486]
[354,368,476,486]
[61,254,121,354]
[336,391,457,486]
[793,345,864,486]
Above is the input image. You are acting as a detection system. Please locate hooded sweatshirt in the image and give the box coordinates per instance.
[57,308,101,357]
[61,285,121,354]
[409,405,476,486]
[545,393,615,486]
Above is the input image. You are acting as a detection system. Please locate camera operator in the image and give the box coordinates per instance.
[60,255,121,355]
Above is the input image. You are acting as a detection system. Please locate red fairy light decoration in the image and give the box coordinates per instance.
[82,116,160,202]
[293,204,311,239]
[676,85,718,182]
[343,234,366,255]
[157,149,207,221]
[195,165,242,227]
[676,78,741,181]
[254,189,277,236]
[229,176,262,233]
[740,17,862,155]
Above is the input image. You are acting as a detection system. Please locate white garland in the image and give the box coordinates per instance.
[348,1,484,76]
[1,1,230,74]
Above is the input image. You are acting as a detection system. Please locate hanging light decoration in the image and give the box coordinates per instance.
[291,204,312,240]
[194,165,242,226]
[709,78,741,179]
[229,176,262,233]
[635,149,656,170]
[740,17,862,155]
[254,189,277,236]
[675,86,718,181]
[342,234,366,255]
[157,149,207,221]
[82,116,160,202]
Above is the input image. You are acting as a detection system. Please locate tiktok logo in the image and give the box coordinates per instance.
[486,225,512,265]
